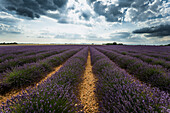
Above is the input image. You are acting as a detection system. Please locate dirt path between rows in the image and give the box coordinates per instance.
[0,65,63,106]
[78,51,99,113]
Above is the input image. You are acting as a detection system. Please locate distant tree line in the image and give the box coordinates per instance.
[103,42,123,45]
[166,44,170,46]
[103,42,170,46]
[160,44,170,46]
[0,42,18,45]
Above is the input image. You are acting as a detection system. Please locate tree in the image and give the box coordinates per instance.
[113,42,117,45]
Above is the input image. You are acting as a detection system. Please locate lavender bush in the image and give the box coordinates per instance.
[0,48,81,95]
[0,47,88,112]
[96,47,170,93]
[103,45,170,61]
[90,47,170,113]
[0,48,68,73]
[0,45,81,62]
[109,48,170,70]
[0,50,47,64]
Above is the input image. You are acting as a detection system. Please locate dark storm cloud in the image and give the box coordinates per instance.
[118,0,135,7]
[89,0,166,22]
[133,24,170,38]
[93,1,123,21]
[2,0,68,19]
[92,0,132,22]
[93,1,107,16]
[109,32,131,42]
[82,12,90,20]
[1,0,167,23]
[16,7,40,19]
[110,32,131,39]
[86,0,97,5]
[105,4,123,22]
[81,10,91,21]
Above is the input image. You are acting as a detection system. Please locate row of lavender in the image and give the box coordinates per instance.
[0,46,82,95]
[90,47,170,112]
[0,50,46,63]
[1,47,88,112]
[0,45,75,69]
[95,47,170,93]
[103,46,170,70]
[0,47,70,74]
[113,49,170,70]
[0,46,69,81]
[0,45,84,64]
[104,45,170,61]
[0,45,68,57]
[0,45,60,59]
[0,46,54,63]
[115,45,170,55]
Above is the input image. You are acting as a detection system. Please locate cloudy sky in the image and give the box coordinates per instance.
[0,0,170,45]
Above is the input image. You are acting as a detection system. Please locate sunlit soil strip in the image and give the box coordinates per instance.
[0,65,63,106]
[79,52,99,113]
[36,65,62,86]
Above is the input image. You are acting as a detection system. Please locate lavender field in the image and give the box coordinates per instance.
[0,45,169,112]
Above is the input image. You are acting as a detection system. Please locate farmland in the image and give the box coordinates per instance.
[0,45,169,112]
